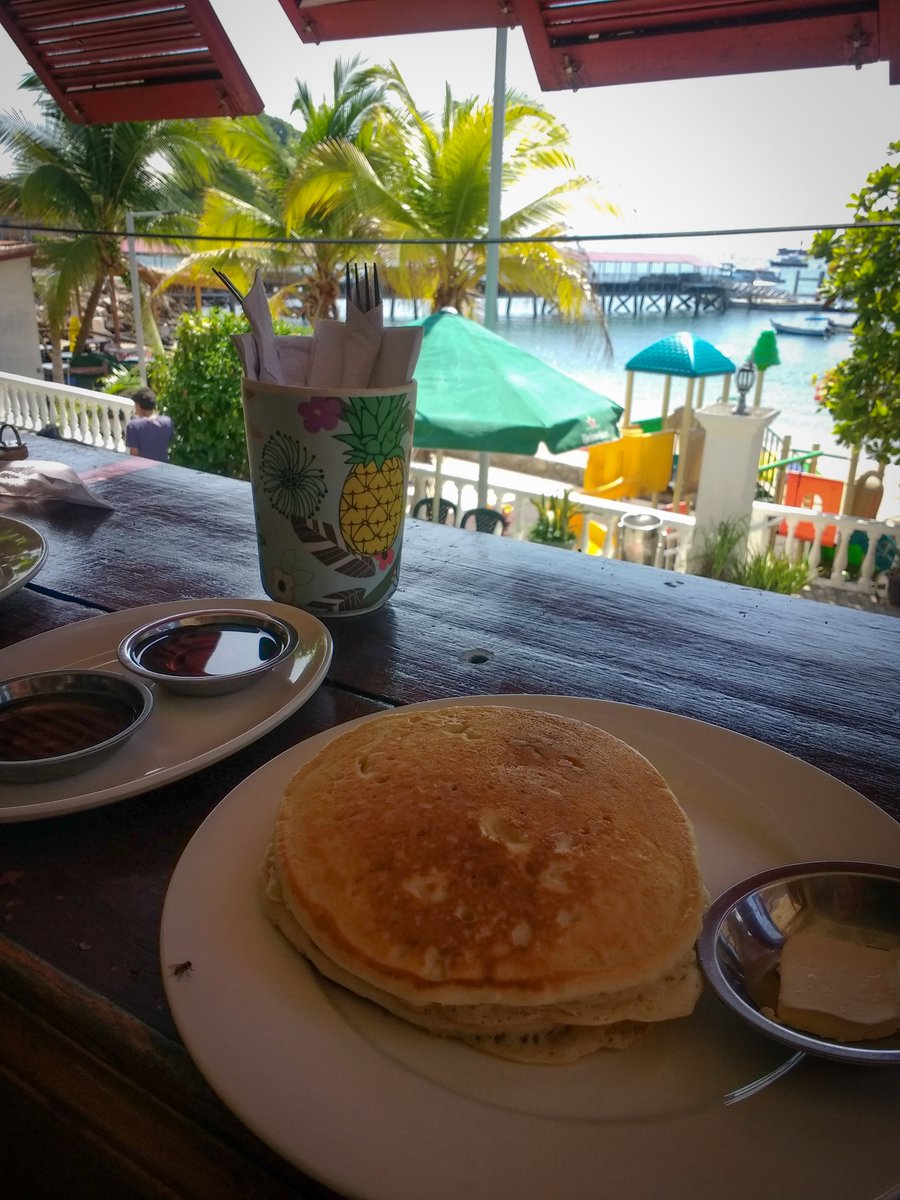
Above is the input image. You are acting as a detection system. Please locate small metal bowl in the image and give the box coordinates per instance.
[0,670,154,783]
[117,607,299,697]
[699,861,900,1065]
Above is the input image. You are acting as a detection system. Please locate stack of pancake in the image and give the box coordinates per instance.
[260,704,706,1063]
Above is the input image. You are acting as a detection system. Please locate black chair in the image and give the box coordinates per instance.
[460,507,508,535]
[412,497,458,525]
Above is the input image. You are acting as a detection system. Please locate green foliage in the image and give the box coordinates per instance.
[734,553,810,595]
[98,365,143,395]
[810,141,900,465]
[695,518,810,593]
[694,518,747,581]
[158,308,300,478]
[527,491,582,547]
[302,65,612,322]
[0,81,210,352]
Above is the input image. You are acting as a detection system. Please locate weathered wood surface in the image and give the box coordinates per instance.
[1,434,898,1198]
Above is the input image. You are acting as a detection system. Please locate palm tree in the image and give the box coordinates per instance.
[166,57,390,323]
[0,78,210,357]
[296,65,615,320]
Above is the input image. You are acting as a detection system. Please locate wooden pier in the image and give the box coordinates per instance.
[592,274,729,317]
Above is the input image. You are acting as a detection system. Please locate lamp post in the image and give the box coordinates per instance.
[734,361,757,417]
[126,210,175,386]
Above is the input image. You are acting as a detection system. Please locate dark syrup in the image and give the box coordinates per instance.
[0,694,134,761]
[135,624,282,678]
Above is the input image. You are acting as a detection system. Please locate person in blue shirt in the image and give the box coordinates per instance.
[125,387,174,462]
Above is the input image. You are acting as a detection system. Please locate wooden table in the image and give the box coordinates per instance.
[2,435,898,1199]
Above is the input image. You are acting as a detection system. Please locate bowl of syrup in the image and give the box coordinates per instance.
[117,608,299,696]
[0,670,154,782]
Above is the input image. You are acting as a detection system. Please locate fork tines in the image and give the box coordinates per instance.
[346,261,381,313]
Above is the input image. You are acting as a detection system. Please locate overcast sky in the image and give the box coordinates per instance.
[1,3,898,264]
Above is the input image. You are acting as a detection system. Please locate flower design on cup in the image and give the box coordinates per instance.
[298,395,343,433]
[270,567,294,603]
[376,548,395,571]
[260,433,327,519]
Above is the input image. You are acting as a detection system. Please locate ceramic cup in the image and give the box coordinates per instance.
[242,379,417,615]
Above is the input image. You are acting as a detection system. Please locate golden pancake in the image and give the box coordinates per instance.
[262,704,706,1059]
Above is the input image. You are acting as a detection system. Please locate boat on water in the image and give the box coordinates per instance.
[769,247,809,268]
[771,314,833,337]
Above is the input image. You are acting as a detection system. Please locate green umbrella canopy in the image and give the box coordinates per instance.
[625,332,736,377]
[410,310,622,454]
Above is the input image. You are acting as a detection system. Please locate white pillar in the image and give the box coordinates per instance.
[691,402,779,569]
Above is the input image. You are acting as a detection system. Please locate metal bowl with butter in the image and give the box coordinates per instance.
[698,861,900,1065]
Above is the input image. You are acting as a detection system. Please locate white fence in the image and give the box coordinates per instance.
[0,371,133,452]
[751,500,898,596]
[410,458,898,596]
[409,459,696,570]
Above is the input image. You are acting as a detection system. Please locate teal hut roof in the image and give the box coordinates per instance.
[625,332,736,377]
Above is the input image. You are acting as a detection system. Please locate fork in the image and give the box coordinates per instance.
[346,262,381,313]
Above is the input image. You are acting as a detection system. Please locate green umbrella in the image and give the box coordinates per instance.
[411,310,622,454]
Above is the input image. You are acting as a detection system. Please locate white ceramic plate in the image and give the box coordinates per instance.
[161,696,900,1200]
[0,598,332,822]
[0,514,48,600]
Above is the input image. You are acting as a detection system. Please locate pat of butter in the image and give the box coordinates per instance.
[776,928,900,1042]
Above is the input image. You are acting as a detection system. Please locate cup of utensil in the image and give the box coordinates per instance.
[242,379,417,616]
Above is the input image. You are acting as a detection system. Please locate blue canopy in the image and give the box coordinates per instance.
[625,332,735,378]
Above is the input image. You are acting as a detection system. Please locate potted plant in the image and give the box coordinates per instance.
[527,491,582,549]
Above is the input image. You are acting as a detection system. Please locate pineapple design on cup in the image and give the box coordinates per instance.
[335,392,409,562]
[256,389,413,613]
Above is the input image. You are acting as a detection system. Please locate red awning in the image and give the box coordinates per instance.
[280,0,899,87]
[0,0,263,123]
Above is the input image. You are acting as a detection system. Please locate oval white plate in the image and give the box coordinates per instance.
[161,696,900,1200]
[0,514,48,600]
[0,598,332,821]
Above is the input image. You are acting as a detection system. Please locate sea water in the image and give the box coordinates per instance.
[391,297,897,512]
[497,301,851,463]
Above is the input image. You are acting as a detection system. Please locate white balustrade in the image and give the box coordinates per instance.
[0,371,134,452]
[408,458,694,569]
[409,460,897,595]
[750,501,898,595]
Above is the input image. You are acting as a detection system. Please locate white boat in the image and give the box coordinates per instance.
[769,247,809,268]
[770,314,833,337]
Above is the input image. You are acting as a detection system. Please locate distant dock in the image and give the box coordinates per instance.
[586,251,827,317]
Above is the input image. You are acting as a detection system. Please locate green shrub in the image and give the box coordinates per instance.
[734,552,810,594]
[159,308,301,478]
[694,517,746,581]
[527,491,582,547]
[98,365,143,394]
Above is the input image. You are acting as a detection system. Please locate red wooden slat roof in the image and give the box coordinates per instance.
[0,0,263,123]
[281,0,899,87]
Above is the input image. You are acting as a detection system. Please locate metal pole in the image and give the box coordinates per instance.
[477,26,508,508]
[484,26,506,335]
[126,211,147,386]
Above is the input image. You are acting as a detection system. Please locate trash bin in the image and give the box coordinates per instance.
[619,512,663,566]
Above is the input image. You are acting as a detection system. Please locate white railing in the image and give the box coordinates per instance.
[409,459,898,593]
[750,501,898,596]
[408,459,695,570]
[0,371,133,452]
